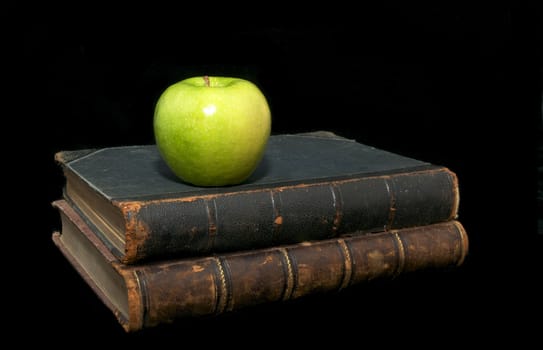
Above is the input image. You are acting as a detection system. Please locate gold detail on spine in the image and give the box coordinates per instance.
[132,270,148,328]
[205,199,218,251]
[453,220,469,266]
[329,184,344,235]
[278,248,295,301]
[270,190,283,239]
[392,232,406,277]
[212,257,228,314]
[337,239,353,290]
[383,177,396,231]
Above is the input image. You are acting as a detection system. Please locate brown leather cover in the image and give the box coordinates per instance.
[52,199,468,333]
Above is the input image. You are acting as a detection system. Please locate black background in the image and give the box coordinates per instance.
[11,3,543,346]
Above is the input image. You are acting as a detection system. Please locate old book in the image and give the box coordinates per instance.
[51,199,469,333]
[55,131,460,264]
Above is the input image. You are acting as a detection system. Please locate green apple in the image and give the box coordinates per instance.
[153,76,272,187]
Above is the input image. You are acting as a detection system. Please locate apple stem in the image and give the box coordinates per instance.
[203,75,210,87]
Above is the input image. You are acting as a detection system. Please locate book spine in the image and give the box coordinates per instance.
[127,220,468,330]
[122,167,459,264]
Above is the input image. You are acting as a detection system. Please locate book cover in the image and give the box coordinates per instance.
[55,132,460,264]
[51,199,469,333]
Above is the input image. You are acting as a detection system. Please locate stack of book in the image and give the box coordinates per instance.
[51,131,469,332]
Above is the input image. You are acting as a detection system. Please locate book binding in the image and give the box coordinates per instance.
[52,199,468,332]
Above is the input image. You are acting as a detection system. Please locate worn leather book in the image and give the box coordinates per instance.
[51,199,469,333]
[55,131,460,264]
